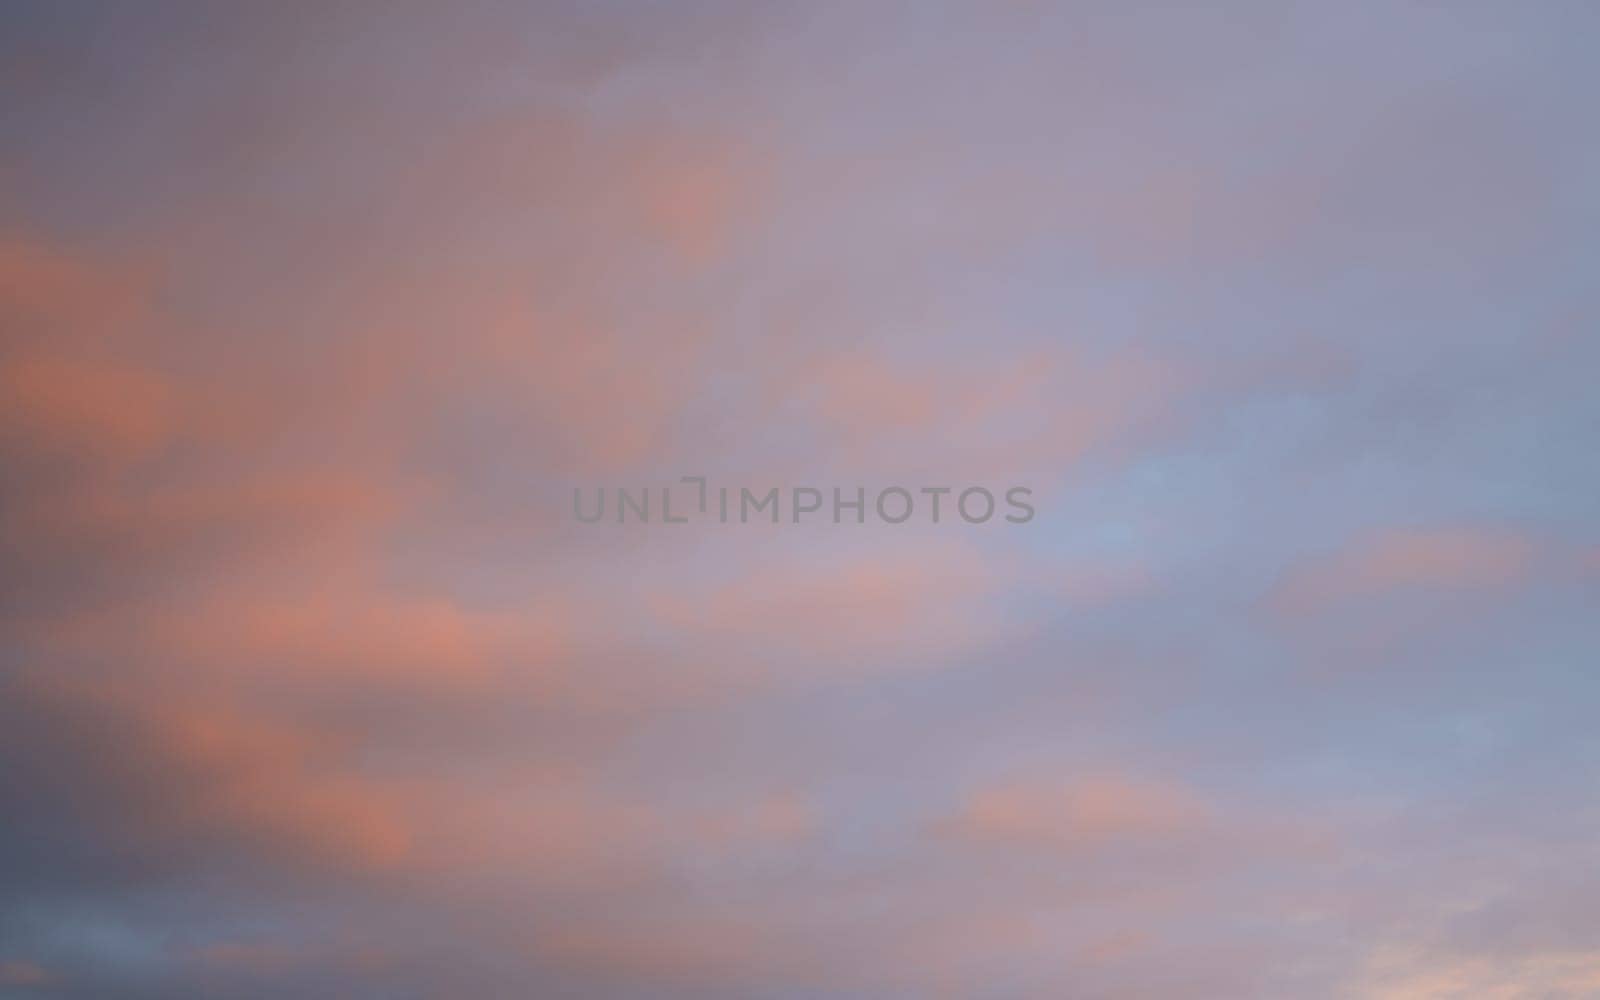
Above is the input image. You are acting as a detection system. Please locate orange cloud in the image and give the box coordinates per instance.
[0,353,175,464]
[146,589,568,691]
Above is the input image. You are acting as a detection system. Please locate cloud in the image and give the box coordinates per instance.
[536,917,779,987]
[942,773,1210,849]
[649,539,1013,671]
[1355,945,1600,1000]
[2,3,1597,998]
[0,237,146,349]
[0,672,412,897]
[1271,526,1536,616]
[690,792,818,849]
[0,959,50,987]
[780,346,1185,480]
[0,354,175,465]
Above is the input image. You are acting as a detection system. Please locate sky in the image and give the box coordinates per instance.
[2,2,1599,997]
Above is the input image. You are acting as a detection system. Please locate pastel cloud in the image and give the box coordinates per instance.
[943,773,1210,849]
[782,346,1185,481]
[1356,947,1600,1000]
[1272,526,1537,615]
[649,539,1013,671]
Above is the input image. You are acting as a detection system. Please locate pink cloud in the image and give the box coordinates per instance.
[1272,526,1537,615]
[943,773,1211,850]
[783,347,1184,479]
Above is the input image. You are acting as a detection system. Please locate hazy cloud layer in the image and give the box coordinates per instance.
[2,2,1598,998]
